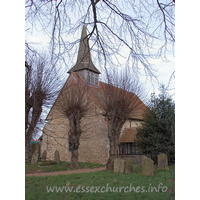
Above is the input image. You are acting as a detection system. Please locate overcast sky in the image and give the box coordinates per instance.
[25,0,175,102]
[25,28,175,101]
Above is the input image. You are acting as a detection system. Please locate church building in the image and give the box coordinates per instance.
[41,25,147,164]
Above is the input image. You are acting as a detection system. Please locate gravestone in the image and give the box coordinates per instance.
[114,158,124,173]
[142,156,147,167]
[114,158,121,173]
[124,158,133,173]
[142,158,154,176]
[120,159,125,173]
[31,152,38,164]
[54,150,60,163]
[158,153,169,170]
[41,150,47,162]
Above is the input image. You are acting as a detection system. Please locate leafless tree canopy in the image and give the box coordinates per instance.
[98,69,145,170]
[25,0,175,77]
[58,80,90,168]
[25,44,62,161]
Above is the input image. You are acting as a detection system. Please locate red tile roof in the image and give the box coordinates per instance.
[72,72,147,120]
[119,128,137,143]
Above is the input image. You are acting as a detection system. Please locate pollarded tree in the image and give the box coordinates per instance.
[58,79,90,168]
[25,45,62,162]
[136,84,175,163]
[99,70,145,170]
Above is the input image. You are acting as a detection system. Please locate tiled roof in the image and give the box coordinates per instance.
[72,71,146,120]
[86,81,147,120]
[46,72,146,122]
[119,128,137,143]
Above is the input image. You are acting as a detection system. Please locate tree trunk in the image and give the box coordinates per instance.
[71,149,79,168]
[106,120,125,170]
[25,105,42,162]
[107,137,115,170]
[25,133,32,162]
[25,102,32,132]
[69,134,80,168]
[25,89,33,132]
[25,90,33,162]
[106,129,120,170]
[68,116,82,169]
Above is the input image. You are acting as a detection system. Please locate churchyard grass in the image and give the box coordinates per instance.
[25,161,104,173]
[25,165,175,200]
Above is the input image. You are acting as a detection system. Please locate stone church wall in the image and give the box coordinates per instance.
[41,73,144,165]
[41,74,109,164]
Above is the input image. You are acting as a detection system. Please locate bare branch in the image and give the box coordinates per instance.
[97,69,146,169]
[25,0,175,78]
[25,46,63,162]
[56,77,90,168]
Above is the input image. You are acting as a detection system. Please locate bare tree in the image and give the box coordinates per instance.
[25,46,62,162]
[58,79,90,168]
[25,0,175,78]
[98,70,145,170]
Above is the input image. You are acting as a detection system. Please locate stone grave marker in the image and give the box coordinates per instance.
[114,158,124,173]
[54,150,60,163]
[158,153,169,170]
[142,158,154,176]
[124,158,133,173]
[114,158,121,173]
[41,150,47,162]
[120,159,125,173]
[142,155,147,168]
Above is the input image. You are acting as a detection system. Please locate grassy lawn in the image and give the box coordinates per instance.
[26,161,104,174]
[25,165,175,200]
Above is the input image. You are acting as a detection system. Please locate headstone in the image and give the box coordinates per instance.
[142,155,147,168]
[125,158,133,173]
[41,150,47,162]
[114,158,121,173]
[120,159,125,173]
[114,158,124,173]
[157,153,169,170]
[31,151,38,164]
[54,150,60,163]
[142,158,154,176]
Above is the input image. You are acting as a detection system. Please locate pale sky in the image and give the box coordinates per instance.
[25,28,175,101]
[25,0,175,101]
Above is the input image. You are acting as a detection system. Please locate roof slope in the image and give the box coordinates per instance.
[87,81,147,120]
[119,128,137,143]
[45,72,147,122]
[72,72,147,120]
[68,25,101,74]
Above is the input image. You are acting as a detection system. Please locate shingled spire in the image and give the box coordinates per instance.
[68,25,101,74]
